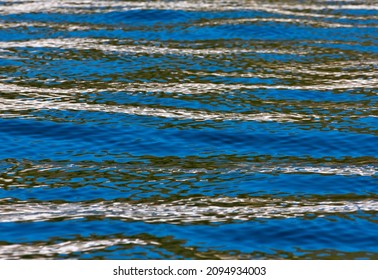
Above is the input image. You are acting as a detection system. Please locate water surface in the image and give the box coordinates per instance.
[0,0,377,259]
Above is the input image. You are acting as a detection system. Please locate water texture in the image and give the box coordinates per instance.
[0,0,377,259]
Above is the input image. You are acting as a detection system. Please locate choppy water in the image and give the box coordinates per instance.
[0,0,378,260]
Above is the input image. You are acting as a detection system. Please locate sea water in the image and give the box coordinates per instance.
[0,0,377,259]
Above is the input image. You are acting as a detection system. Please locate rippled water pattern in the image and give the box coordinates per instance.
[0,0,378,259]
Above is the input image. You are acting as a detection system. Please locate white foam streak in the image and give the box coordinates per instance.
[0,38,297,55]
[0,198,377,223]
[0,82,80,98]
[259,6,378,20]
[197,17,377,28]
[0,21,93,31]
[2,38,378,61]
[145,163,377,177]
[239,165,378,176]
[1,0,377,15]
[2,78,377,99]
[0,238,159,258]
[184,69,378,79]
[0,96,317,122]
[2,160,376,178]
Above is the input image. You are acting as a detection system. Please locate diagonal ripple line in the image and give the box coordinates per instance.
[0,97,318,122]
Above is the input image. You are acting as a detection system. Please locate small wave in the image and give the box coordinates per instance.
[196,18,378,28]
[249,165,378,176]
[0,198,377,223]
[2,38,378,59]
[0,97,317,122]
[1,0,377,15]
[1,160,376,186]
[1,79,377,97]
[0,38,308,55]
[0,238,159,259]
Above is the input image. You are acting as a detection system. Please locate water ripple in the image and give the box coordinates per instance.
[1,197,377,223]
[1,0,377,259]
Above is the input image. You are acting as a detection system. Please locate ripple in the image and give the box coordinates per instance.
[0,198,377,223]
[196,18,378,28]
[4,160,375,178]
[0,96,318,122]
[0,38,312,55]
[0,238,159,259]
[1,0,377,260]
[1,0,377,14]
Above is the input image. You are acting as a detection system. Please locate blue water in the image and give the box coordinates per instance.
[0,0,377,259]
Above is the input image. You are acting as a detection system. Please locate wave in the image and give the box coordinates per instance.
[0,96,319,122]
[0,197,377,223]
[1,0,377,15]
[0,238,159,259]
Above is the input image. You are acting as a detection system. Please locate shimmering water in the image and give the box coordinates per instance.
[0,0,377,260]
